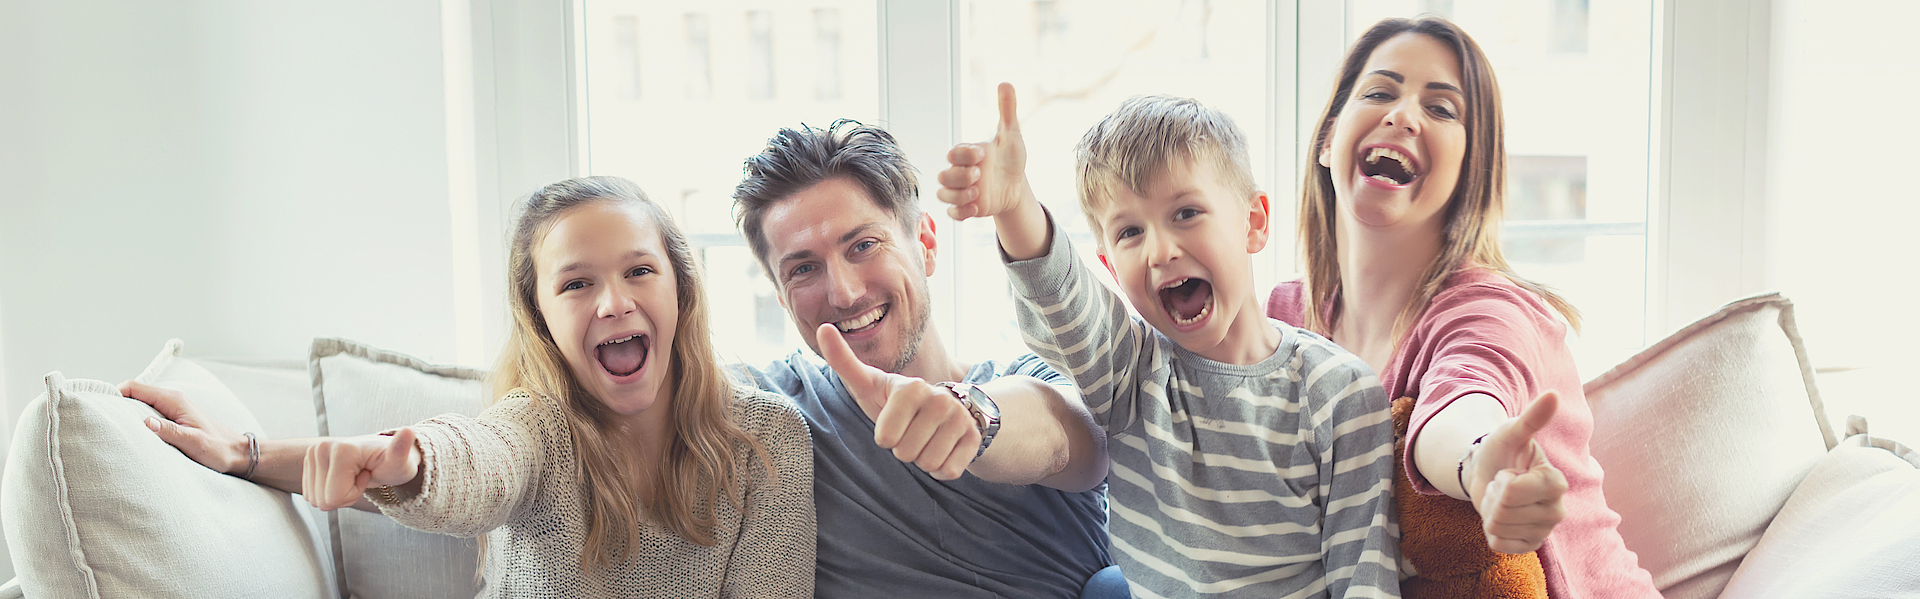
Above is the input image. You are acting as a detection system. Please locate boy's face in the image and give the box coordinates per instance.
[1093,156,1274,365]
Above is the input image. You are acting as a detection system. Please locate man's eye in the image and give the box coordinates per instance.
[789,264,816,278]
[854,239,877,252]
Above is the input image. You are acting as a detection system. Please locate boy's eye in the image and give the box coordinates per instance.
[1175,207,1202,220]
[1114,226,1142,242]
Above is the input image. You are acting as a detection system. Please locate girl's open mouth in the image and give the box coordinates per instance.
[596,334,649,378]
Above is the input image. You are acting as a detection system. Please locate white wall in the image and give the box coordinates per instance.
[0,0,479,582]
[1764,0,1920,443]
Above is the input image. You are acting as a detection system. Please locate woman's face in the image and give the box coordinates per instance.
[1319,33,1468,232]
[532,201,681,418]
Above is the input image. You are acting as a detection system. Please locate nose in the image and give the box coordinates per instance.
[1382,99,1422,136]
[825,261,865,309]
[597,283,638,319]
[1145,229,1182,268]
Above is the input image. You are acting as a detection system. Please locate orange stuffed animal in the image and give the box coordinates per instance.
[1391,396,1548,599]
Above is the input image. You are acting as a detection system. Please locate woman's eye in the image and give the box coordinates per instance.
[1428,104,1457,120]
[1362,91,1393,101]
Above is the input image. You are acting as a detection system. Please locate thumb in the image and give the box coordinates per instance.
[1490,391,1560,471]
[373,427,419,486]
[996,83,1021,135]
[816,323,888,419]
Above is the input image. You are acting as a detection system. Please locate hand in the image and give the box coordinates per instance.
[1467,391,1569,554]
[815,323,982,480]
[120,380,249,475]
[937,82,1032,221]
[302,429,422,511]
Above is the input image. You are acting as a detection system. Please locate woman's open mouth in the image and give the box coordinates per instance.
[1360,146,1421,186]
[1159,277,1214,329]
[595,334,650,379]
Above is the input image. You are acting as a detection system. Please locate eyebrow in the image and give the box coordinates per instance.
[556,250,653,275]
[1366,69,1464,95]
[775,222,888,266]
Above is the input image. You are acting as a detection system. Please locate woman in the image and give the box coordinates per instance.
[1268,16,1659,598]
[127,176,814,597]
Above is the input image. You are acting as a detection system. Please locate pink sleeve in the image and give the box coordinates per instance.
[1400,282,1564,493]
[1266,280,1308,327]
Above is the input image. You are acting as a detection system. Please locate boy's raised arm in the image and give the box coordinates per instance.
[937,83,1051,261]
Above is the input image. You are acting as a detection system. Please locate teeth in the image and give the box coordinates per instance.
[1369,174,1400,185]
[599,335,639,347]
[1365,147,1418,175]
[1174,302,1210,325]
[835,306,886,332]
[1161,277,1190,291]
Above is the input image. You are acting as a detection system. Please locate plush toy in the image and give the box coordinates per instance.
[1391,396,1548,599]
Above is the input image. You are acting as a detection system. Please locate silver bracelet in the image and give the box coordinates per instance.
[240,432,261,481]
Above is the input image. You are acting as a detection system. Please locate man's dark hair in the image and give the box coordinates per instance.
[733,119,922,278]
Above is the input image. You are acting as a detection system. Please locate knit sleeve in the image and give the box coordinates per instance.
[1003,207,1159,435]
[723,388,816,599]
[369,390,558,537]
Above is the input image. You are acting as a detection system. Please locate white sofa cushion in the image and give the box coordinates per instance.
[1582,293,1833,599]
[1717,429,1920,598]
[310,337,488,599]
[1,339,334,599]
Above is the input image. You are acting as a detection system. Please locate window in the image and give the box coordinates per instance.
[582,0,881,366]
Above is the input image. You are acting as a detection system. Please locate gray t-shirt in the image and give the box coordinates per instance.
[736,351,1113,598]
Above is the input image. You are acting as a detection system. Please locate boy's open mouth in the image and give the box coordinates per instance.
[1361,146,1420,186]
[834,305,888,335]
[596,334,649,378]
[1159,278,1214,326]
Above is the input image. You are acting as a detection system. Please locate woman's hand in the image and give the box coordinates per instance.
[120,380,250,475]
[303,429,422,511]
[1466,392,1569,554]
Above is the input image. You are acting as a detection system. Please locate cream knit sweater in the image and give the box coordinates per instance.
[370,386,815,598]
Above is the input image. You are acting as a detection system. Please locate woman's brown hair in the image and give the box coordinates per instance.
[1298,16,1580,337]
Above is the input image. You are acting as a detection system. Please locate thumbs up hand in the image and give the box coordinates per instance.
[303,428,422,511]
[938,82,1032,221]
[1467,391,1570,554]
[816,323,983,480]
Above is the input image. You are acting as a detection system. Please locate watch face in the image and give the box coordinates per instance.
[966,384,1001,420]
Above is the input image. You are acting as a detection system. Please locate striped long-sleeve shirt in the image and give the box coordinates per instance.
[1004,225,1401,599]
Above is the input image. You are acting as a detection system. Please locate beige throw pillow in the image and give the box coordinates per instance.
[1582,293,1833,599]
[1717,430,1920,598]
[310,337,489,599]
[1,340,334,599]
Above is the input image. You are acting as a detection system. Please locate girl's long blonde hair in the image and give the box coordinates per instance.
[1299,16,1580,338]
[494,176,770,571]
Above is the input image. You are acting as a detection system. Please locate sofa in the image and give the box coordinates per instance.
[2,292,1915,599]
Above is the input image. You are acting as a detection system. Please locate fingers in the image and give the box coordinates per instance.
[936,164,981,190]
[996,82,1021,134]
[870,382,980,480]
[815,323,887,420]
[1480,465,1569,554]
[120,380,191,421]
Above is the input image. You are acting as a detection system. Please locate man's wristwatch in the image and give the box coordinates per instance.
[936,382,1001,458]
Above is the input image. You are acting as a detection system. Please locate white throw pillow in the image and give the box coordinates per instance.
[1717,430,1920,598]
[1582,293,1833,599]
[310,338,489,599]
[1,339,334,599]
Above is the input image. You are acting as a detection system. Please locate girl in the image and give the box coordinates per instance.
[1267,17,1659,599]
[129,176,815,597]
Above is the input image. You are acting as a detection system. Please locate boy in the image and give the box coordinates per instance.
[938,84,1400,598]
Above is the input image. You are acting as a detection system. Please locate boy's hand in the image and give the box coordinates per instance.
[303,429,422,511]
[816,323,983,480]
[938,82,1033,221]
[1468,392,1569,554]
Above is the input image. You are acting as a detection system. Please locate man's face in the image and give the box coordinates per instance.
[759,177,936,375]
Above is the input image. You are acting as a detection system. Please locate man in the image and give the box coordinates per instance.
[729,119,1119,598]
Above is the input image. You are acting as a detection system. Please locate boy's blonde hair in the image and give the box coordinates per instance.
[495,176,771,572]
[1074,94,1258,244]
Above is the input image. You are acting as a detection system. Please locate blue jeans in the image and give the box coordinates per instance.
[1080,565,1130,599]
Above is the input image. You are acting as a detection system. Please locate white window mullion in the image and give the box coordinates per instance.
[878,0,962,356]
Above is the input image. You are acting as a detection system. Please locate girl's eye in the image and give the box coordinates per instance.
[1115,226,1142,242]
[629,266,655,277]
[562,280,587,292]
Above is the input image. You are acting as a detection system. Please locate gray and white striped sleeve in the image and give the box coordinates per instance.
[1003,218,1154,435]
[1302,344,1400,598]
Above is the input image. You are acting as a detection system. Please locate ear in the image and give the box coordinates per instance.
[1316,118,1337,169]
[1245,191,1272,253]
[1097,253,1117,281]
[917,212,938,277]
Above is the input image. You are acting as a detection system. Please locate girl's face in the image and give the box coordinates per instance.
[532,201,680,418]
[1319,33,1467,232]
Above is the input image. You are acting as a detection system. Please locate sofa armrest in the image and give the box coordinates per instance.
[0,576,27,599]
